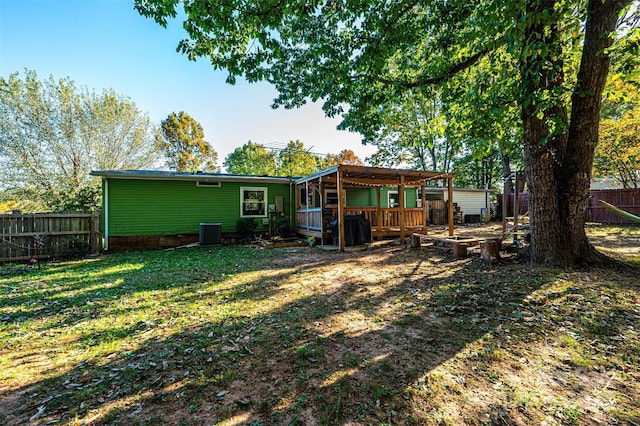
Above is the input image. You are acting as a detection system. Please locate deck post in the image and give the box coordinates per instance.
[337,167,345,251]
[376,187,382,239]
[447,177,454,236]
[421,184,427,232]
[502,176,509,238]
[399,176,405,242]
[305,181,310,232]
[513,172,520,233]
[295,182,300,226]
[319,176,324,243]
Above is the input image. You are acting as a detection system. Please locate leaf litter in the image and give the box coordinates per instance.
[0,225,638,425]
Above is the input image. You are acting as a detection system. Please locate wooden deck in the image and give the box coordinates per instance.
[296,207,428,243]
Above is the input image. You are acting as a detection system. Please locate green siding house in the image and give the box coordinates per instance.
[91,170,295,251]
[93,166,492,252]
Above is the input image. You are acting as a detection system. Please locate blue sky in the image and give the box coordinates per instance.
[0,0,376,170]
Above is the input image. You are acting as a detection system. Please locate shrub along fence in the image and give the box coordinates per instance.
[0,212,101,263]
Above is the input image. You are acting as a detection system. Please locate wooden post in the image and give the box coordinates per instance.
[376,187,382,240]
[90,212,99,254]
[513,172,520,236]
[447,177,454,236]
[337,168,345,251]
[502,176,509,239]
[319,176,324,243]
[399,175,405,242]
[421,184,427,233]
[305,181,310,232]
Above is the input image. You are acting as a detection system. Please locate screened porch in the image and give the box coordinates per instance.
[295,165,455,251]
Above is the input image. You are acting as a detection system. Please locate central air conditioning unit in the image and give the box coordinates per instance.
[199,223,222,245]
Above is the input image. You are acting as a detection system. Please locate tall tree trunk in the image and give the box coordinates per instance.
[522,0,630,266]
[499,147,513,192]
[559,0,627,265]
[521,0,568,265]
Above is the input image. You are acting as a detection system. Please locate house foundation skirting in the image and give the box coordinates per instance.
[108,234,199,252]
[107,233,274,252]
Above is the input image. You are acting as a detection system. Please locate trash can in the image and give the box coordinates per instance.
[481,208,489,223]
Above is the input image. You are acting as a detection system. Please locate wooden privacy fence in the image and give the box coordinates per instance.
[587,189,640,224]
[497,193,529,218]
[498,189,640,224]
[0,213,102,263]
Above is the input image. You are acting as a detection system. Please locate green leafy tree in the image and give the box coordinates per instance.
[365,51,523,190]
[275,140,324,176]
[365,89,456,172]
[136,0,638,266]
[224,141,277,175]
[452,145,504,190]
[594,45,640,188]
[0,70,161,212]
[158,111,219,173]
[596,102,640,188]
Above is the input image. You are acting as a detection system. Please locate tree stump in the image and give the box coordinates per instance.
[453,243,468,258]
[411,233,423,248]
[481,239,501,263]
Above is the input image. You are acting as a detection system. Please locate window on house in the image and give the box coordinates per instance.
[388,191,407,208]
[324,189,339,207]
[241,187,267,217]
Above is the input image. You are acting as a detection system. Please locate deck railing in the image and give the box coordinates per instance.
[296,208,323,231]
[340,207,425,228]
[296,207,427,233]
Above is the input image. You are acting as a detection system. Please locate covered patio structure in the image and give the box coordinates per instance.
[295,165,456,251]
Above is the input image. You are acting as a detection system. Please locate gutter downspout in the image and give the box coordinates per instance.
[289,179,294,233]
[104,178,109,251]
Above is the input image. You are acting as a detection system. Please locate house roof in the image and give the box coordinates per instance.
[91,168,493,192]
[91,170,297,184]
[295,165,455,187]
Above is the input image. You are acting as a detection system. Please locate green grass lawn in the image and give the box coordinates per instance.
[1,226,639,425]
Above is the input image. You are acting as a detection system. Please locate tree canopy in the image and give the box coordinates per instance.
[595,49,640,189]
[224,141,277,175]
[596,99,640,188]
[276,140,324,176]
[0,70,161,212]
[324,149,364,167]
[136,0,639,266]
[224,141,360,175]
[158,111,219,173]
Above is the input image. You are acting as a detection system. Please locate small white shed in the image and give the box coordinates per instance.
[421,187,494,222]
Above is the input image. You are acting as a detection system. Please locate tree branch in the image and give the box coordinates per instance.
[383,48,492,89]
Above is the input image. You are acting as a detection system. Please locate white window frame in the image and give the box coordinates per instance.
[387,191,407,208]
[324,189,339,207]
[240,187,268,218]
